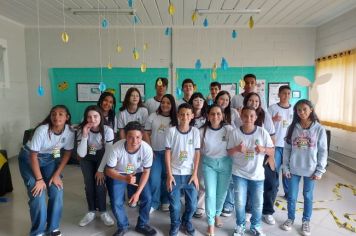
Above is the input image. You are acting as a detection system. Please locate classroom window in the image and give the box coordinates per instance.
[315,49,356,131]
[0,39,10,88]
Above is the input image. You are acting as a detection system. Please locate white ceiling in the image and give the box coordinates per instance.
[1,0,356,28]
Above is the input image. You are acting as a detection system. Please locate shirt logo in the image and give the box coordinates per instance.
[126,163,135,174]
[188,139,193,145]
[245,149,255,160]
[179,150,188,161]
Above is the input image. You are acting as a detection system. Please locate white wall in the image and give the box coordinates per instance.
[25,26,316,124]
[315,8,356,158]
[0,16,29,157]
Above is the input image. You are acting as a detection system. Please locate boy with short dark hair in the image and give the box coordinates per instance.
[207,82,221,105]
[165,103,200,236]
[145,77,169,114]
[176,79,195,107]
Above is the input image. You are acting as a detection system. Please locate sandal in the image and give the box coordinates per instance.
[215,217,223,228]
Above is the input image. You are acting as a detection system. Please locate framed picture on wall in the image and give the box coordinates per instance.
[120,83,145,102]
[221,83,237,98]
[76,83,101,102]
[292,90,301,98]
[268,82,289,106]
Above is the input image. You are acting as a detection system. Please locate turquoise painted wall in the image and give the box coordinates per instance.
[49,67,169,123]
[176,66,315,106]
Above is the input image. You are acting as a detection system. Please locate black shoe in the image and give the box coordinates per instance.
[193,212,203,218]
[221,208,232,217]
[50,230,62,236]
[112,228,128,236]
[180,222,195,236]
[135,225,157,236]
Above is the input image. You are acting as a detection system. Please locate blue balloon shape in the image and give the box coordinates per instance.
[232,30,237,39]
[132,15,139,24]
[195,59,201,69]
[203,18,208,27]
[164,27,171,36]
[37,85,45,96]
[99,82,107,92]
[128,0,133,8]
[176,88,182,96]
[101,19,108,28]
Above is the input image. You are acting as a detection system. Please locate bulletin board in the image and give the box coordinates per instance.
[176,66,314,106]
[49,67,169,124]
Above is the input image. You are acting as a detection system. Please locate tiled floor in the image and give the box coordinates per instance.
[1,157,356,236]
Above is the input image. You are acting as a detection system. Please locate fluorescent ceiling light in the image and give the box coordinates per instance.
[69,8,136,15]
[196,9,261,15]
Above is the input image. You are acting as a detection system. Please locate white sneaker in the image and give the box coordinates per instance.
[263,214,276,225]
[233,225,245,236]
[100,212,114,226]
[245,213,252,222]
[149,207,156,214]
[301,221,311,236]
[250,227,266,236]
[79,212,95,226]
[281,219,294,231]
[161,203,170,212]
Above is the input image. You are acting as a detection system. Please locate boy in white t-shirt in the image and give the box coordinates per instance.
[176,78,195,107]
[227,106,274,236]
[105,121,157,236]
[268,85,293,199]
[144,77,169,114]
[165,103,200,236]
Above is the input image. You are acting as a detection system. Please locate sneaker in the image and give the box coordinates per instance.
[169,226,179,236]
[263,214,276,225]
[301,221,311,236]
[161,203,170,212]
[149,207,156,214]
[181,222,195,236]
[250,227,266,236]
[135,225,157,236]
[129,202,137,208]
[112,228,128,236]
[221,209,232,217]
[245,213,252,222]
[50,230,62,236]
[193,208,204,218]
[79,212,95,226]
[233,225,245,236]
[281,219,294,231]
[100,212,114,226]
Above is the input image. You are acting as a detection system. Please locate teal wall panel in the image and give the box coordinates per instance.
[49,67,169,123]
[176,66,315,106]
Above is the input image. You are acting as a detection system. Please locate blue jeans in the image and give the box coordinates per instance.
[275,147,288,196]
[106,173,151,230]
[203,156,232,225]
[168,175,198,231]
[287,175,315,221]
[223,179,235,211]
[232,175,264,229]
[18,148,63,236]
[149,150,169,209]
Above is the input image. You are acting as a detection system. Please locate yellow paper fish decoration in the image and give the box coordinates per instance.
[211,71,217,80]
[61,32,69,43]
[57,81,69,91]
[249,16,254,29]
[133,49,140,60]
[192,11,198,23]
[168,3,175,15]
[239,79,246,88]
[140,63,147,72]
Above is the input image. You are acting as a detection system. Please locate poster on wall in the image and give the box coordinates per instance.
[76,83,100,102]
[120,83,145,102]
[268,82,289,106]
[239,79,266,101]
[221,83,237,98]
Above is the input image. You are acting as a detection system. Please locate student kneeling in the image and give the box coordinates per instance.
[105,121,157,236]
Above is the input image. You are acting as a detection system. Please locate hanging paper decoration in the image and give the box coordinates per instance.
[101,18,108,29]
[168,3,175,15]
[140,63,147,72]
[192,11,198,23]
[157,78,163,86]
[221,57,228,70]
[105,88,116,95]
[203,18,208,27]
[107,62,113,69]
[232,30,237,39]
[164,27,172,36]
[211,70,217,80]
[128,0,133,8]
[99,82,107,92]
[195,59,202,69]
[212,62,217,70]
[239,79,246,88]
[57,81,68,91]
[143,43,148,51]
[37,85,45,96]
[133,48,139,60]
[194,85,198,92]
[116,42,123,53]
[249,16,254,29]
[61,32,69,43]
[176,88,182,96]
[132,15,139,24]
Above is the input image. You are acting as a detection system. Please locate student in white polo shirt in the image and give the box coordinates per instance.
[105,121,157,236]
[144,77,169,114]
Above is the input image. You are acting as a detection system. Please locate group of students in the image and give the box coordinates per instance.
[18,74,328,236]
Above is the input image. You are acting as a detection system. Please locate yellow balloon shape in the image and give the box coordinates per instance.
[61,32,69,43]
[143,43,148,51]
[239,79,246,88]
[168,3,175,15]
[107,62,112,69]
[140,63,147,72]
[157,79,163,86]
[192,11,198,23]
[249,16,254,29]
[116,44,123,53]
[212,71,217,80]
[212,62,217,70]
[194,85,197,92]
[133,50,140,60]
